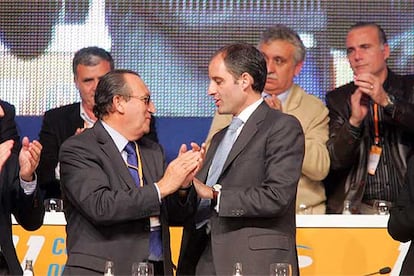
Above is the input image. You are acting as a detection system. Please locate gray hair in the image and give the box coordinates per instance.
[259,24,306,64]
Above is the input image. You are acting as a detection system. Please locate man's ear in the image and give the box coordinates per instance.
[113,95,125,113]
[240,72,254,90]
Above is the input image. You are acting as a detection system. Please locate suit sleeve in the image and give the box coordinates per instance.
[301,101,330,181]
[0,101,20,153]
[326,91,362,171]
[6,153,45,231]
[388,155,414,242]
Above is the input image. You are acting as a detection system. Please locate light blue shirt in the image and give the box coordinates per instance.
[262,87,292,106]
[101,121,162,202]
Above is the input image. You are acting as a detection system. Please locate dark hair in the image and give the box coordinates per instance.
[349,22,388,44]
[213,43,267,93]
[93,69,139,119]
[72,46,115,76]
[259,24,306,64]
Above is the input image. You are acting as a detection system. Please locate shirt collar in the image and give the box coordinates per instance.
[80,103,96,128]
[101,121,129,153]
[237,97,263,124]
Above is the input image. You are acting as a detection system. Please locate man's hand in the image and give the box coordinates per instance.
[354,73,389,106]
[0,140,14,172]
[349,88,369,127]
[193,177,214,199]
[178,142,206,189]
[0,105,4,117]
[264,94,283,111]
[75,128,86,135]
[156,149,202,198]
[19,137,42,182]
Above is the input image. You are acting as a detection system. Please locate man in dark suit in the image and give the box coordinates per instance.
[177,43,304,275]
[38,47,159,200]
[388,153,414,275]
[59,69,203,275]
[37,46,115,199]
[0,101,44,275]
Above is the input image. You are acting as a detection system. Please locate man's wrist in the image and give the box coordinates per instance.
[179,182,193,191]
[20,173,35,182]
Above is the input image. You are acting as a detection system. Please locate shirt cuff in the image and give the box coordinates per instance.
[20,174,37,195]
[214,191,221,213]
[153,182,162,203]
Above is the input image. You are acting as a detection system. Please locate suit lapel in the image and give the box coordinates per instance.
[209,102,269,183]
[94,121,137,190]
[283,84,302,113]
[222,102,267,171]
[138,142,158,186]
[197,130,226,181]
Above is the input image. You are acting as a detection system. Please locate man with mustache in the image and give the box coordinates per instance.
[205,24,330,214]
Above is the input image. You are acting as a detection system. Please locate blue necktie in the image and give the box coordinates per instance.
[124,141,163,260]
[195,117,243,228]
[125,142,140,187]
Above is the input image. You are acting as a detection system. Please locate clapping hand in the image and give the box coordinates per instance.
[0,140,14,172]
[19,137,42,182]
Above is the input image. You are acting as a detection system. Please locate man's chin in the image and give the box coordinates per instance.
[264,85,279,93]
[217,106,230,115]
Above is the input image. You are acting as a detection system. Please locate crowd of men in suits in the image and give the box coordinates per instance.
[1,21,414,275]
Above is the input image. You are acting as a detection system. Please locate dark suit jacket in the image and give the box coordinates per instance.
[38,102,158,199]
[59,121,171,275]
[0,101,44,275]
[388,154,414,276]
[0,100,20,153]
[178,102,305,275]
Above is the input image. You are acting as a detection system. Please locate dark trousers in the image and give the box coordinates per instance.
[176,225,209,276]
[147,260,164,276]
[195,236,216,275]
[0,252,9,276]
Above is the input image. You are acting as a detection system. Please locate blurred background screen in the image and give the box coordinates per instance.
[1,0,413,117]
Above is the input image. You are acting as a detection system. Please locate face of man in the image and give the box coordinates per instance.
[122,73,155,140]
[346,25,390,77]
[74,60,112,113]
[259,40,303,95]
[207,54,247,116]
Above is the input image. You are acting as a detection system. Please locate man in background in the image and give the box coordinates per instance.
[0,101,44,275]
[37,46,114,199]
[37,46,159,199]
[325,22,414,214]
[206,25,329,214]
[60,69,202,275]
[178,43,304,275]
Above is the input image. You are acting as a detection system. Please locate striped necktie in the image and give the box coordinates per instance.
[125,141,140,187]
[124,141,163,260]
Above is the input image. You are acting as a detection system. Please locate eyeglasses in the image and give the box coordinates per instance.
[129,95,151,105]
